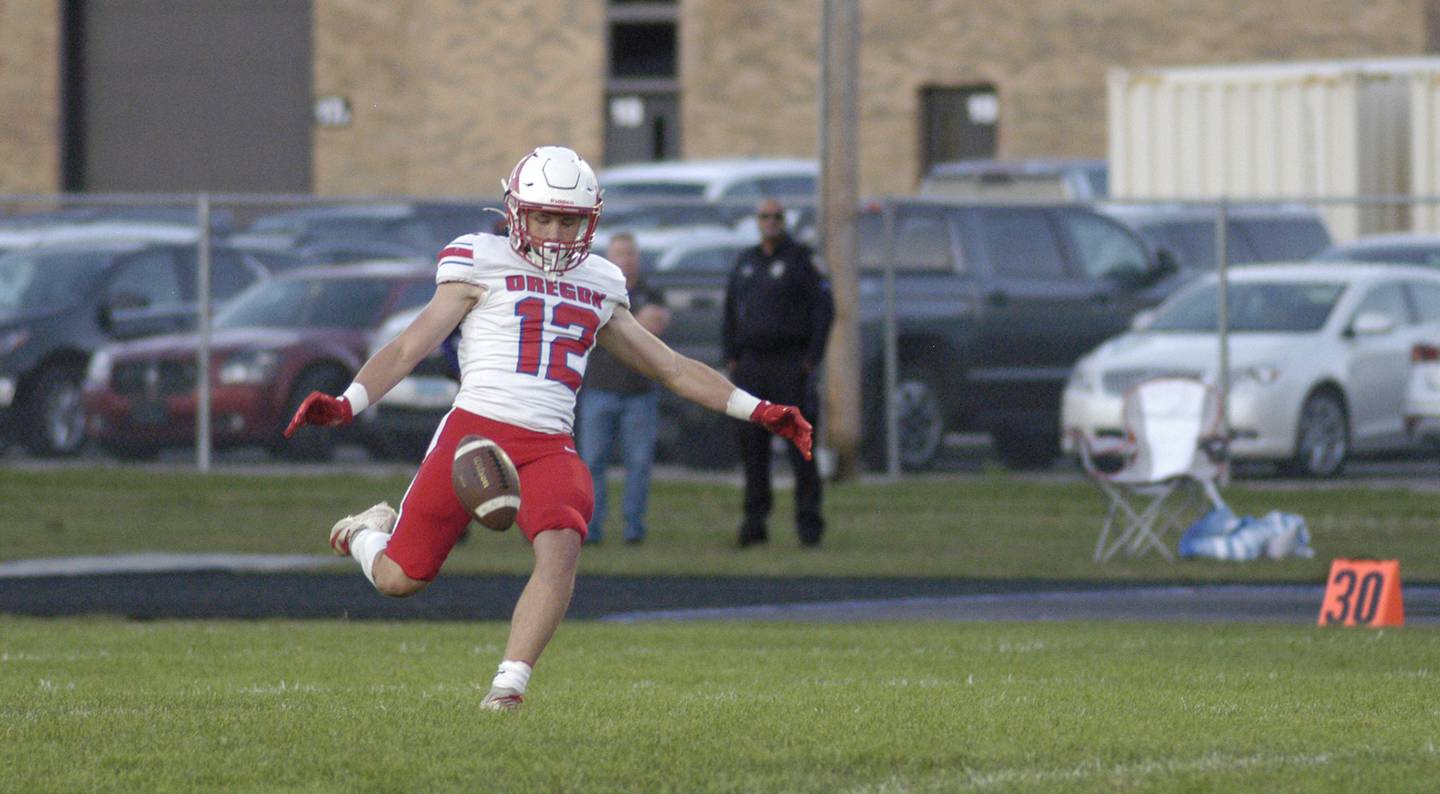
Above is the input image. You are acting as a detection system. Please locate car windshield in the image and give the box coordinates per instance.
[1316,244,1440,267]
[214,277,392,330]
[0,250,114,315]
[1148,280,1345,332]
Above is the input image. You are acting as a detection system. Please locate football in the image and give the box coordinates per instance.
[451,435,521,531]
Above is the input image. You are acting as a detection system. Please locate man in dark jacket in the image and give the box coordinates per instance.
[723,198,835,547]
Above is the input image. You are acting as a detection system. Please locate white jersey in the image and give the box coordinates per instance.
[435,233,629,434]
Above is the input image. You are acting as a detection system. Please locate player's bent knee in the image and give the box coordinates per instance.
[372,555,428,598]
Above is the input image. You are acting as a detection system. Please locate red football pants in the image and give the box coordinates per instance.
[384,408,593,582]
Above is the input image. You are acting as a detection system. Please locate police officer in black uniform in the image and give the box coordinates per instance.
[723,198,835,547]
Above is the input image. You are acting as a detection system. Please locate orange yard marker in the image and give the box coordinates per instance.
[1318,559,1404,627]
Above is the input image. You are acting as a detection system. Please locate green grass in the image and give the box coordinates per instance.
[1,618,1437,792]
[3,468,1439,581]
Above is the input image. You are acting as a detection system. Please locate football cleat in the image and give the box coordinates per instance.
[480,686,524,712]
[329,502,397,556]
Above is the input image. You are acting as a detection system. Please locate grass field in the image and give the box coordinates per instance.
[4,468,1439,791]
[3,468,1438,581]
[2,618,1437,792]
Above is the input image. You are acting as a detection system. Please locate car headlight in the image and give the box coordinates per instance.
[1230,364,1280,386]
[218,350,279,385]
[85,349,113,388]
[0,329,30,359]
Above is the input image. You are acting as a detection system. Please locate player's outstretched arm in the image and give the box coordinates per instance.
[596,307,813,459]
[284,282,484,438]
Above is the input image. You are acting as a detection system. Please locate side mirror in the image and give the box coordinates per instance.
[1349,311,1395,337]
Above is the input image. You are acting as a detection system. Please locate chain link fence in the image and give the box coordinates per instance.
[3,191,1439,477]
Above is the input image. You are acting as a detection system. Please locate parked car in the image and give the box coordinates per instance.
[1061,262,1440,476]
[83,261,435,460]
[227,202,499,257]
[0,220,202,255]
[0,206,234,234]
[598,159,817,221]
[0,240,269,456]
[1099,203,1333,276]
[919,158,1108,202]
[849,199,1169,470]
[1404,334,1440,445]
[359,305,459,460]
[595,199,732,241]
[1314,233,1440,267]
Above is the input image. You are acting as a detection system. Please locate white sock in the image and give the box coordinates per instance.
[350,530,390,586]
[492,660,532,693]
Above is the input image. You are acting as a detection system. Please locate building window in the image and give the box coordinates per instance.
[609,22,676,78]
[605,2,679,164]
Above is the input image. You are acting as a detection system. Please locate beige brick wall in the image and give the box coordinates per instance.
[0,1,1429,196]
[0,1,60,193]
[683,0,1428,196]
[313,0,605,197]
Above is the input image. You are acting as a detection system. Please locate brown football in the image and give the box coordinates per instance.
[451,435,521,531]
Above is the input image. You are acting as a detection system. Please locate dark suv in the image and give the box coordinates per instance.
[645,200,1170,471]
[851,200,1169,469]
[0,240,268,455]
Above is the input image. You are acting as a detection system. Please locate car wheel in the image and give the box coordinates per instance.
[863,368,946,471]
[17,364,87,457]
[992,426,1060,470]
[274,367,349,462]
[1283,389,1348,478]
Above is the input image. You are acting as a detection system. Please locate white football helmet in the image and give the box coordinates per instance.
[501,146,603,275]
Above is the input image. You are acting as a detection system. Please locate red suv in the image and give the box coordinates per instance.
[84,261,435,460]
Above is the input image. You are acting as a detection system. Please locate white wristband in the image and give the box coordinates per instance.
[725,388,762,421]
[342,382,370,416]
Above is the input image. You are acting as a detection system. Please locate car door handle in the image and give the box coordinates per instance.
[690,295,716,309]
[985,291,1009,307]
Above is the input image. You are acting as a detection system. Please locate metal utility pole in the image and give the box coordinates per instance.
[818,0,861,479]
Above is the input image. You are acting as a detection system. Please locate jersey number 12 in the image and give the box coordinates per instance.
[514,297,599,392]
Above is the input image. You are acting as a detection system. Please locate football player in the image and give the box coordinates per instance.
[284,146,813,711]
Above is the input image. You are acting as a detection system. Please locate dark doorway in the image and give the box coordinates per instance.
[63,0,312,192]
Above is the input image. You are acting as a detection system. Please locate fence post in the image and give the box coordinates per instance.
[881,198,900,479]
[1215,197,1232,473]
[196,193,213,472]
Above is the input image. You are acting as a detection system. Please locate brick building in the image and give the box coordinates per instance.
[0,0,1432,197]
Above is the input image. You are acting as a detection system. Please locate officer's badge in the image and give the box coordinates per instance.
[770,261,786,279]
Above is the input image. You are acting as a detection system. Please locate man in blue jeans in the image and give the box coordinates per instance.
[578,233,671,544]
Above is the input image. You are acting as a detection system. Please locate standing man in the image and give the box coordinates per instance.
[578,232,671,545]
[724,198,834,548]
[284,147,814,711]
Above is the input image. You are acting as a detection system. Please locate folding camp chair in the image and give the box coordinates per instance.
[1074,376,1229,563]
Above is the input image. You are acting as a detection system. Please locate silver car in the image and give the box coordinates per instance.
[1062,262,1440,476]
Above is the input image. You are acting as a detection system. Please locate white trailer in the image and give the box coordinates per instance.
[1108,58,1440,241]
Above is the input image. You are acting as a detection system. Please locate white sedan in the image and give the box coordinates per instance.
[1062,262,1440,476]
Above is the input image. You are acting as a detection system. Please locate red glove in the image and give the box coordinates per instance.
[283,392,353,438]
[750,400,813,461]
